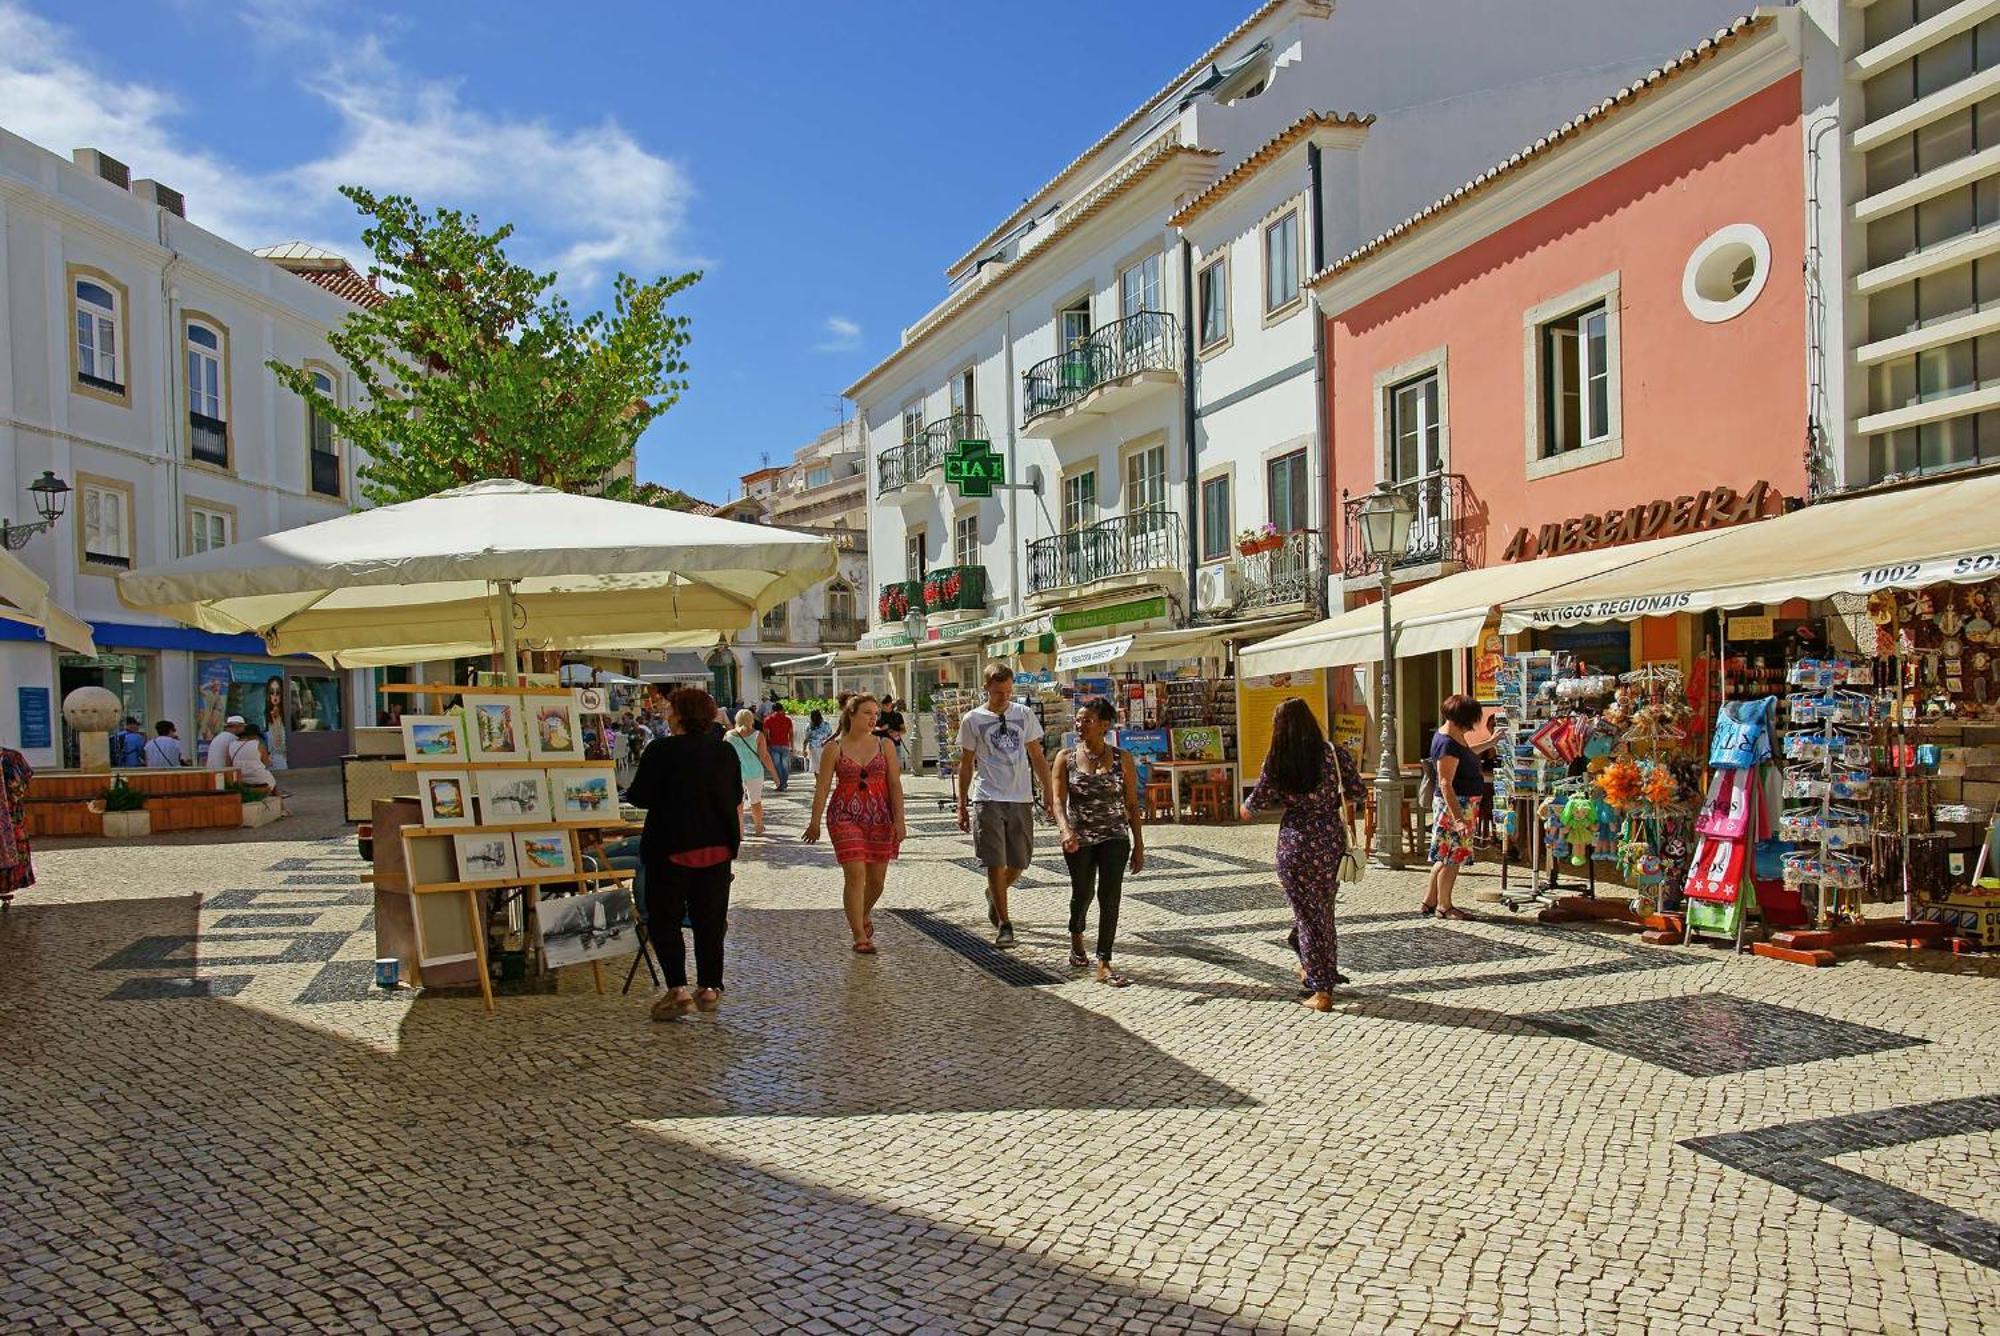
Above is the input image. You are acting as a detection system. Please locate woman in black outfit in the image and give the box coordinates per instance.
[626,686,744,1021]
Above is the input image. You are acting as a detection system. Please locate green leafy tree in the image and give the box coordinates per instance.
[271,186,699,505]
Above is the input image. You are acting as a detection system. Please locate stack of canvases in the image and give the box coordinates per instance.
[1685,694,1792,942]
[399,690,632,975]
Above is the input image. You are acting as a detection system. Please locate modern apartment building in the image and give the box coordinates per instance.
[710,418,870,704]
[845,0,1762,698]
[0,129,377,769]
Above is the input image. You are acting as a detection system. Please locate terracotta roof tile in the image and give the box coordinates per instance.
[1310,13,1773,289]
[1167,110,1374,228]
[294,264,387,309]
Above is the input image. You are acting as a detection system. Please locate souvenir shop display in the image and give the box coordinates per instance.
[1683,693,1781,948]
[1776,657,1879,930]
[1591,665,1699,919]
[932,688,979,786]
[1492,651,1562,906]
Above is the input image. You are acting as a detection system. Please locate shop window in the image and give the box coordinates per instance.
[288,675,343,736]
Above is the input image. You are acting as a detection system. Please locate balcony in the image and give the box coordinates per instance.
[189,412,229,468]
[877,580,923,624]
[1020,311,1181,439]
[921,564,989,615]
[1028,508,1183,597]
[875,412,989,503]
[1341,473,1474,580]
[1236,528,1327,615]
[819,614,865,645]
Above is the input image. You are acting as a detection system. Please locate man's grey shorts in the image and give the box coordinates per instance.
[971,801,1035,869]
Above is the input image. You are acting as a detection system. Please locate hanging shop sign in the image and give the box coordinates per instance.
[1501,481,1777,562]
[1051,595,1168,634]
[942,439,1004,498]
[1055,637,1134,671]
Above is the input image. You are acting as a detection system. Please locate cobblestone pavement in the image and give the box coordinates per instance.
[5,768,1999,1333]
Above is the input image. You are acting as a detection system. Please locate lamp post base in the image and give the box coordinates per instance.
[1370,774,1406,870]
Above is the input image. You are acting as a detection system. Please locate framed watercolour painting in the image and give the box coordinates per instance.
[453,832,518,883]
[528,698,587,762]
[548,767,616,822]
[514,828,576,877]
[401,715,465,762]
[537,887,635,969]
[464,695,524,761]
[476,769,550,824]
[418,770,476,828]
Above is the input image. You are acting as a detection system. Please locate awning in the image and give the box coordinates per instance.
[0,549,96,654]
[1055,636,1133,671]
[1240,530,1726,677]
[988,631,1056,659]
[1056,614,1305,671]
[1500,470,2000,630]
[558,663,644,686]
[766,651,836,674]
[637,651,714,682]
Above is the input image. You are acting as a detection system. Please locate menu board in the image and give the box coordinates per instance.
[1236,670,1329,784]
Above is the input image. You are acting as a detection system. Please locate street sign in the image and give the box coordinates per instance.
[942,439,1004,498]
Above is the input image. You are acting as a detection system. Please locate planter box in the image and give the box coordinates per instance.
[241,796,286,828]
[27,802,102,838]
[101,810,152,838]
[1238,536,1283,556]
[150,793,244,832]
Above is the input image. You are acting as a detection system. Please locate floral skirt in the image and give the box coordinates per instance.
[1428,797,1481,867]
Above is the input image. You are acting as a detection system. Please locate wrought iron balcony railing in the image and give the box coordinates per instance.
[1021,311,1180,424]
[1341,472,1474,579]
[1237,528,1326,614]
[876,413,989,495]
[921,564,988,613]
[818,614,865,644]
[189,412,229,467]
[1028,508,1183,594]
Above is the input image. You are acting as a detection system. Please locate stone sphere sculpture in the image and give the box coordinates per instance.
[62,685,124,733]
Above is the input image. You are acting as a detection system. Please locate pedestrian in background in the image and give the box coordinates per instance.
[875,696,908,772]
[143,721,186,768]
[764,700,795,793]
[803,693,905,953]
[802,708,832,774]
[1243,698,1363,1013]
[956,662,1053,947]
[111,717,147,768]
[1423,693,1487,921]
[628,687,742,1020]
[206,715,245,769]
[1050,697,1144,986]
[227,723,282,798]
[726,709,779,836]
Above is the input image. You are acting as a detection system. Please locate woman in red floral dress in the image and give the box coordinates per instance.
[804,694,905,953]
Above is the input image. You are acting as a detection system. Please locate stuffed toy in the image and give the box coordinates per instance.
[1560,790,1596,866]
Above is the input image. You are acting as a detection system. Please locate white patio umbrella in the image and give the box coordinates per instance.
[0,547,97,655]
[114,479,835,668]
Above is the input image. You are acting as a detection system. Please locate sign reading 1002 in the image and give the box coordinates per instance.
[942,438,1005,498]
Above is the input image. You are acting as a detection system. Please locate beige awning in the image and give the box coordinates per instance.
[1240,530,1726,677]
[0,549,98,654]
[1500,470,2000,630]
[1057,613,1306,671]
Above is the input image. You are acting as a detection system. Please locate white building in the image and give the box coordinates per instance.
[845,0,1762,697]
[0,131,377,769]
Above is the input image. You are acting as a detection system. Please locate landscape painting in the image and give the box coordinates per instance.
[464,695,522,760]
[453,832,517,883]
[476,769,550,824]
[514,829,575,877]
[401,715,465,761]
[419,770,476,828]
[537,887,636,969]
[549,767,615,821]
[529,699,586,761]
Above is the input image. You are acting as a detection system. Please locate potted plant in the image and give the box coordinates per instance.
[92,778,152,838]
[879,583,913,622]
[1237,523,1283,556]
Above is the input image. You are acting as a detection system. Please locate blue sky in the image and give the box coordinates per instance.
[3,0,1241,502]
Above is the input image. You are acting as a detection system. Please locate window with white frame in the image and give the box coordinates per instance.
[185,320,228,467]
[949,367,975,428]
[1267,451,1309,533]
[826,582,855,625]
[1540,303,1612,457]
[1197,257,1229,350]
[1200,474,1231,562]
[75,278,122,390]
[188,504,232,554]
[901,401,925,444]
[906,527,927,580]
[761,601,789,641]
[1062,470,1098,532]
[1389,372,1442,484]
[308,369,341,497]
[1264,209,1301,314]
[81,481,132,569]
[1059,299,1092,351]
[1120,253,1162,319]
[806,464,832,489]
[953,511,979,567]
[1125,442,1168,516]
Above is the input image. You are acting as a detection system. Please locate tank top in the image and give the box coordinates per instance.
[1063,745,1129,846]
[727,731,763,781]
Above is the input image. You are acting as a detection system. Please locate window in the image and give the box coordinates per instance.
[187,504,232,554]
[308,369,341,497]
[74,278,121,391]
[185,318,229,467]
[1197,257,1229,350]
[760,602,789,641]
[1541,303,1612,457]
[906,528,927,580]
[1200,474,1232,562]
[901,401,925,444]
[954,511,979,567]
[79,478,133,570]
[1060,299,1092,351]
[1062,470,1098,532]
[949,368,976,428]
[1120,254,1162,319]
[1267,451,1309,533]
[1264,209,1301,314]
[1125,442,1168,515]
[1389,372,1442,484]
[806,465,832,489]
[825,582,855,625]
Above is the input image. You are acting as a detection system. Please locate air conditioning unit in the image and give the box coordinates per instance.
[1195,560,1241,614]
[71,148,131,190]
[132,179,186,218]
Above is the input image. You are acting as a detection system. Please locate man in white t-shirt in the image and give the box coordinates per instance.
[957,661,1054,946]
[206,714,245,769]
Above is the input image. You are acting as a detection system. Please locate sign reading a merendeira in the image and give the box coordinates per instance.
[1502,480,1778,561]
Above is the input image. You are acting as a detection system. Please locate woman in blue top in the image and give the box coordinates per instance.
[1424,693,1487,920]
[726,709,779,837]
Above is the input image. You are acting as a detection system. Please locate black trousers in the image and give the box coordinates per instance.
[644,859,732,991]
[1063,838,1129,962]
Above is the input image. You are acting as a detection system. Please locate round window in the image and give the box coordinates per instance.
[1682,224,1770,324]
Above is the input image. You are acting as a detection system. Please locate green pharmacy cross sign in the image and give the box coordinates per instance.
[943,438,1005,498]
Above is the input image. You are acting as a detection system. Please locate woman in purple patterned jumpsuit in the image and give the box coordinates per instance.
[1242,698,1365,1012]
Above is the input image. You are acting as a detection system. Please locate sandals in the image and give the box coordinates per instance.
[693,987,723,1012]
[1419,900,1437,918]
[852,939,877,955]
[1437,906,1475,922]
[1069,947,1092,968]
[1095,962,1130,988]
[649,992,695,1022]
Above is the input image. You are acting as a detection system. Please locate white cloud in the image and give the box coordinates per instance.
[0,1,696,291]
[814,315,862,353]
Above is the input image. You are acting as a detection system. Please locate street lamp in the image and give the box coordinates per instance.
[1356,481,1416,869]
[1,471,72,552]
